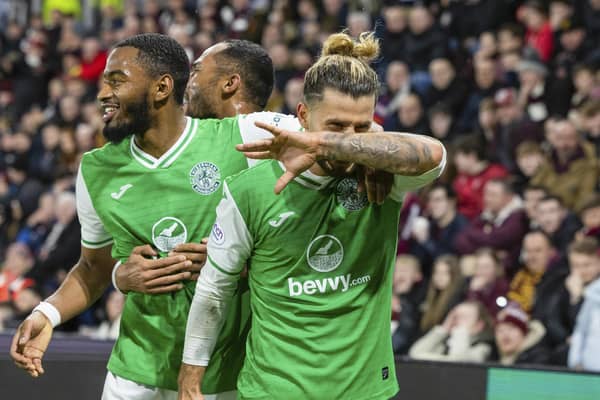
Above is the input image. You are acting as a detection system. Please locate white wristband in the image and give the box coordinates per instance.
[33,301,61,328]
[112,260,124,294]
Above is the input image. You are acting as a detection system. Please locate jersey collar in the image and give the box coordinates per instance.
[130,116,196,169]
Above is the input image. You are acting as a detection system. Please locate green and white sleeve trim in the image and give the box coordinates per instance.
[76,164,113,249]
[183,181,251,366]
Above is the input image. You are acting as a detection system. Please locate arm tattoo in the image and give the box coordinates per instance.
[321,132,440,175]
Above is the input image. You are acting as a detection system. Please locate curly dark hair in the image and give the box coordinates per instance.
[115,33,190,105]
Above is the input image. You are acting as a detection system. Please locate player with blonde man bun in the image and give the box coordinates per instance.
[179,31,446,400]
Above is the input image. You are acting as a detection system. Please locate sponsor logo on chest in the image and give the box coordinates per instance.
[152,217,188,252]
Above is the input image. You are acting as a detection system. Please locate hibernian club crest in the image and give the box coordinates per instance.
[335,178,368,211]
[190,161,221,195]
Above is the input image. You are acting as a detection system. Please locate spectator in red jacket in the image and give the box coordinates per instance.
[452,134,509,220]
[455,178,529,271]
[522,0,555,62]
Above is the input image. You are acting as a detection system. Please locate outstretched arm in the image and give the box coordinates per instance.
[236,121,445,193]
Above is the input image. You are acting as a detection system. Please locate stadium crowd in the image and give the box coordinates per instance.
[1,0,600,373]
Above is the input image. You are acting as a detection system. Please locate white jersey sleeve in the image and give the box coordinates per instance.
[76,164,113,249]
[389,138,447,202]
[183,181,252,366]
[237,112,301,167]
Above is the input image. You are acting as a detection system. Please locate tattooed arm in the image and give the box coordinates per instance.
[318,131,442,176]
[236,121,445,194]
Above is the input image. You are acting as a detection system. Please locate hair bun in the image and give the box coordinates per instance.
[321,32,379,63]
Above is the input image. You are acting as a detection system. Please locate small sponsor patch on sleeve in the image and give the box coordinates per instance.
[382,366,389,380]
[211,223,225,245]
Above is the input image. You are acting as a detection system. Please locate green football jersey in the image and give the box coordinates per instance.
[76,113,300,392]
[201,156,445,399]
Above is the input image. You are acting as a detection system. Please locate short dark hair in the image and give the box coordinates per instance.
[214,40,274,109]
[453,134,485,160]
[569,237,599,256]
[429,182,457,200]
[524,229,553,247]
[486,178,515,195]
[539,195,564,208]
[115,33,190,105]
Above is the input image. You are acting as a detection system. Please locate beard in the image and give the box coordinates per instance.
[184,87,218,119]
[317,160,355,177]
[102,96,151,143]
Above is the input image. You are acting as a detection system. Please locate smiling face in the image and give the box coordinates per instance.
[97,46,152,143]
[298,88,375,176]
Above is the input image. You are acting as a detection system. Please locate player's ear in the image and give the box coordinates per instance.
[297,102,309,130]
[155,74,174,103]
[223,74,241,95]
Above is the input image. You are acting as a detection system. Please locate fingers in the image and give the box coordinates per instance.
[33,358,45,376]
[274,171,297,194]
[254,120,282,136]
[131,244,157,258]
[145,271,190,289]
[147,260,193,280]
[172,242,207,254]
[239,151,273,160]
[18,320,32,346]
[146,255,188,270]
[10,327,32,369]
[235,140,274,153]
[147,283,186,294]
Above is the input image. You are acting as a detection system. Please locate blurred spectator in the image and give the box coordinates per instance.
[576,194,600,242]
[410,183,468,273]
[0,242,34,304]
[83,290,125,340]
[280,78,304,116]
[493,87,544,173]
[568,275,600,372]
[460,58,501,133]
[544,237,600,364]
[516,55,550,122]
[427,103,455,143]
[532,118,598,210]
[26,191,80,291]
[452,135,509,220]
[346,11,371,38]
[498,22,526,55]
[409,300,494,363]
[375,61,412,124]
[475,98,500,161]
[523,185,549,228]
[579,100,600,155]
[455,179,528,269]
[384,93,428,133]
[492,305,549,365]
[508,231,559,314]
[70,37,108,84]
[514,141,546,193]
[522,0,554,62]
[465,248,509,317]
[536,195,582,254]
[14,191,55,253]
[571,64,598,112]
[391,255,425,355]
[424,58,468,117]
[380,5,407,63]
[404,5,446,91]
[420,255,466,334]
